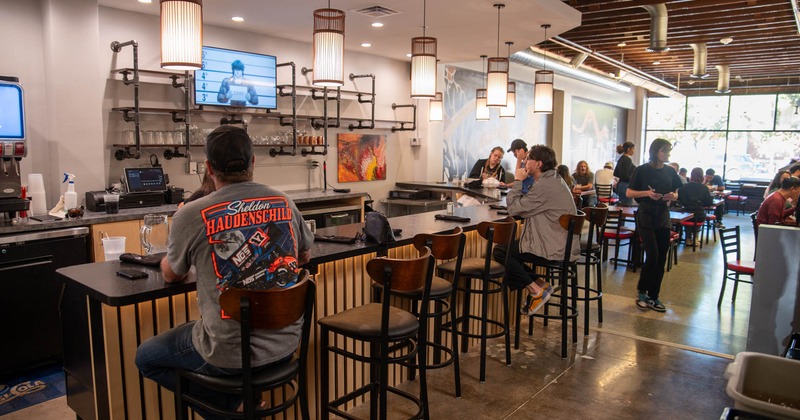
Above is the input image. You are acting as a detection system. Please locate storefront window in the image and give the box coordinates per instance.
[646,94,800,181]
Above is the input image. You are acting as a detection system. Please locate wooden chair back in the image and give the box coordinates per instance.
[476,216,516,245]
[219,270,312,331]
[367,247,432,292]
[412,226,465,261]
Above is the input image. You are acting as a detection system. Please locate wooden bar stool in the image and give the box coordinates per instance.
[318,248,435,420]
[437,217,516,383]
[174,271,315,420]
[518,212,585,358]
[373,228,466,397]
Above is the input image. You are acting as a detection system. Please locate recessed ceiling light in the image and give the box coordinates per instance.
[231,16,244,22]
[361,43,372,47]
[137,0,152,3]
[720,36,733,45]
[406,53,412,58]
[371,22,384,28]
[653,60,661,65]
[617,41,627,47]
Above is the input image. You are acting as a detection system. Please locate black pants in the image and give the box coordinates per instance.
[636,227,671,300]
[493,241,548,291]
[714,204,724,223]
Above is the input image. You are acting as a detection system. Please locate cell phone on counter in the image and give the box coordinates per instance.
[116,268,149,280]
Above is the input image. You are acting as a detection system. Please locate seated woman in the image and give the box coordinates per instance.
[469,146,508,186]
[677,167,713,245]
[556,164,574,190]
[571,160,597,207]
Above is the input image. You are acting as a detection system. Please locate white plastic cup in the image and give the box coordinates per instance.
[27,173,45,193]
[28,191,47,216]
[102,236,126,262]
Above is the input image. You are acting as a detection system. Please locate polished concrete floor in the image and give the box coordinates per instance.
[2,213,755,419]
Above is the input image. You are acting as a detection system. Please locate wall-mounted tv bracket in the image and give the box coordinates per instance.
[348,73,376,131]
[391,103,417,132]
[271,62,299,157]
[110,40,141,160]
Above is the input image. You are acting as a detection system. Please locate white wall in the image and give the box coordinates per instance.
[1,1,641,213]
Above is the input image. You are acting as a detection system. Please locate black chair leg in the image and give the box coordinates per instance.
[479,278,489,383]
[448,294,462,397]
[596,254,603,324]
[514,290,522,349]
[459,277,471,353]
[717,270,728,307]
[319,328,331,420]
[584,260,591,336]
[502,282,511,366]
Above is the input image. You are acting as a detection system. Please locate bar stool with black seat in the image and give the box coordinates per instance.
[718,226,756,306]
[602,209,635,269]
[437,217,516,383]
[373,227,466,397]
[726,183,749,215]
[577,206,608,336]
[516,212,585,358]
[174,270,315,420]
[318,248,435,420]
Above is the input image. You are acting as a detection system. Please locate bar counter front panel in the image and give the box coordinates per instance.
[57,205,517,420]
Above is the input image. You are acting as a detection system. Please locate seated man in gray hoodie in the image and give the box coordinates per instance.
[495,145,580,315]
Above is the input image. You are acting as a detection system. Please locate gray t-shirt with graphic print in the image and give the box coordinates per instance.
[167,181,314,369]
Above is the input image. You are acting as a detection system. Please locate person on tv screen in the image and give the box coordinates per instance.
[217,60,259,106]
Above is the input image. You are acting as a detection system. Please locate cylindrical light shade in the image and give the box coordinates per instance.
[499,82,516,118]
[160,0,203,70]
[533,70,554,114]
[486,57,509,107]
[475,89,490,120]
[411,37,437,98]
[313,9,345,87]
[429,92,443,121]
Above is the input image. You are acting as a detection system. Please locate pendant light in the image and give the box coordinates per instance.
[486,4,508,107]
[500,41,516,118]
[411,0,437,98]
[533,24,553,114]
[160,0,203,70]
[429,92,443,121]
[312,3,346,87]
[476,55,490,120]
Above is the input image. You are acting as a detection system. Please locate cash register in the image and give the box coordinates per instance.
[86,167,181,211]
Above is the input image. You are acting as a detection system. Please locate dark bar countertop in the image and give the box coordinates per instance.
[56,203,507,306]
[0,189,367,235]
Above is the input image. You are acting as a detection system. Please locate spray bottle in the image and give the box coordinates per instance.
[63,173,77,210]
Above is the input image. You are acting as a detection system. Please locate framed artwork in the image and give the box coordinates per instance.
[337,133,387,182]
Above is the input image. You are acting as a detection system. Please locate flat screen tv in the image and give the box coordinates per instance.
[0,80,25,140]
[194,46,277,110]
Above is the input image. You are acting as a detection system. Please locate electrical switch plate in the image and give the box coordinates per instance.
[410,137,421,147]
[187,161,198,175]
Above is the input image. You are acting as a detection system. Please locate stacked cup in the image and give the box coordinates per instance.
[27,173,47,216]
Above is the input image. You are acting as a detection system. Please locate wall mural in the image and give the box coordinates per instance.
[442,65,546,182]
[337,133,387,182]
[567,96,628,173]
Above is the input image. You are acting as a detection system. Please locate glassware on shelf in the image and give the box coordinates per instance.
[189,125,202,145]
[122,130,135,145]
[142,130,155,145]
[173,129,185,145]
[161,130,173,145]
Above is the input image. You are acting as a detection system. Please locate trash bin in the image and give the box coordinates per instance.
[725,352,800,419]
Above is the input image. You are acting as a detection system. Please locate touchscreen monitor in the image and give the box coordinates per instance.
[0,81,25,140]
[124,167,167,193]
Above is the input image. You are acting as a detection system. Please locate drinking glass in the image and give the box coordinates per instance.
[140,214,170,255]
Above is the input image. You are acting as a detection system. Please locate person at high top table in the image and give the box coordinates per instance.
[135,126,314,419]
[756,176,800,229]
[626,138,683,313]
[497,145,580,315]
[704,168,726,229]
[508,138,533,193]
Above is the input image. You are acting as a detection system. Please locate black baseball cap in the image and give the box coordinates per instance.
[205,125,254,173]
[507,139,527,152]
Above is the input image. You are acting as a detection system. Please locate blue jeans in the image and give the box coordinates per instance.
[617,181,633,205]
[135,321,242,420]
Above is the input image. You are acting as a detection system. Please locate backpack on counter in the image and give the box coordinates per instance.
[364,211,396,244]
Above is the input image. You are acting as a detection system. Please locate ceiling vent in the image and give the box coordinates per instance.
[353,5,401,18]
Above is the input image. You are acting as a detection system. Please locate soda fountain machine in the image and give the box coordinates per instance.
[0,76,30,222]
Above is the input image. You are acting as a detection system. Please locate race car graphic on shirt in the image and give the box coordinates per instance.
[201,196,300,291]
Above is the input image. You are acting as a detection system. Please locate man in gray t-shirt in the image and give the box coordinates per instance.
[135,126,313,418]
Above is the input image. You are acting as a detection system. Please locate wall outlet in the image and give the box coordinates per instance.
[187,161,198,175]
[410,137,421,147]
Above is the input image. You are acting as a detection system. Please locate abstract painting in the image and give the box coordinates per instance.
[337,133,387,182]
[567,96,628,172]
